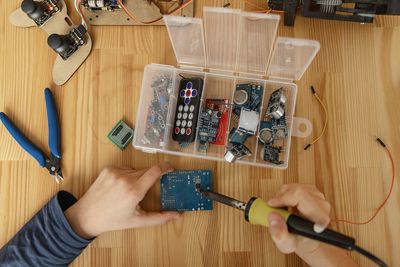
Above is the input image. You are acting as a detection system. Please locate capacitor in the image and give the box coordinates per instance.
[267,103,285,119]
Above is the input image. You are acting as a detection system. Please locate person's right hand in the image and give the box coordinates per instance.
[64,163,181,239]
[267,184,331,255]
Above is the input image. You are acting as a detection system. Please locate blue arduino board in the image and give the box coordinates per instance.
[160,170,213,211]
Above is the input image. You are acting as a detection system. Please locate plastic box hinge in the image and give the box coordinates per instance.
[268,76,294,83]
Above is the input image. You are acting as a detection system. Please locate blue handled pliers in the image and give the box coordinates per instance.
[0,88,63,183]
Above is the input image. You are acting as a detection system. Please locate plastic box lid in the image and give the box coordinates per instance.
[164,7,320,81]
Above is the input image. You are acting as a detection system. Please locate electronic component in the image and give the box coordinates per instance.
[229,127,250,145]
[224,143,252,163]
[206,99,230,145]
[258,88,289,165]
[197,109,221,152]
[232,83,263,120]
[238,108,259,135]
[269,0,400,26]
[107,120,134,150]
[47,25,87,60]
[172,78,204,144]
[160,170,213,211]
[261,145,284,165]
[21,0,60,26]
[197,99,231,152]
[142,75,172,147]
[82,0,122,11]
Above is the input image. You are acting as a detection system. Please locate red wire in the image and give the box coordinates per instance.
[332,146,396,225]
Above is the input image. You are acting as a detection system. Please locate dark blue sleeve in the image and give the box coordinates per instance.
[0,191,92,267]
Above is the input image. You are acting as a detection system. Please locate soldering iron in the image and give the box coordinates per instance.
[198,187,388,267]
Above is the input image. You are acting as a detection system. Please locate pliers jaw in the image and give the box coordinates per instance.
[45,155,63,183]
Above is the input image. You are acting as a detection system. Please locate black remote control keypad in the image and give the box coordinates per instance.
[172,78,203,143]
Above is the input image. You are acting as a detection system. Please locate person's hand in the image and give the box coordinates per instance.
[64,163,181,239]
[267,184,331,255]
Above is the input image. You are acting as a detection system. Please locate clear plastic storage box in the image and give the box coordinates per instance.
[133,7,320,169]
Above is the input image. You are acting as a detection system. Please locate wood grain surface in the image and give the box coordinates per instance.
[1,1,399,266]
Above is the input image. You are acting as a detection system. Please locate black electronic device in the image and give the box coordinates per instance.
[21,0,60,26]
[81,0,122,11]
[47,25,87,60]
[172,78,203,143]
[268,0,400,26]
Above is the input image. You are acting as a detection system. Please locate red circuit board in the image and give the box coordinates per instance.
[206,99,231,145]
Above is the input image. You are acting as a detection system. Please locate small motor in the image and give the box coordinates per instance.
[21,0,60,26]
[47,25,87,60]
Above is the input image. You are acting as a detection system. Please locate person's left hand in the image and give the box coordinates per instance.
[64,163,181,239]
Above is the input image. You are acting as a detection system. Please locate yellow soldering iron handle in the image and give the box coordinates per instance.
[244,197,290,226]
[244,197,356,251]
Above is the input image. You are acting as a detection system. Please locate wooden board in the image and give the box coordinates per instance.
[9,0,92,85]
[1,1,400,267]
[82,0,194,26]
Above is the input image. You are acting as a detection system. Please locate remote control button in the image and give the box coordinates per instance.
[175,127,180,134]
[190,105,195,112]
[177,113,182,119]
[185,90,191,97]
[186,81,193,89]
[183,113,188,119]
[180,90,185,97]
[187,121,192,127]
[178,105,183,111]
[176,120,181,127]
[186,128,191,135]
[191,89,197,97]
[188,113,194,120]
[180,128,185,135]
[181,120,187,127]
[184,98,190,105]
[184,105,189,112]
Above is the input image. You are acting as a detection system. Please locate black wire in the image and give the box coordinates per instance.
[353,245,388,267]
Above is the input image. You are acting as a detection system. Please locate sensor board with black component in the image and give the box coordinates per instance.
[161,170,213,211]
[107,120,134,150]
[82,0,122,11]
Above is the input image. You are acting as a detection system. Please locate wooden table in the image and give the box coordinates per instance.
[1,1,399,266]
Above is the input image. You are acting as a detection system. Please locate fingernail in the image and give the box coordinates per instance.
[268,212,282,227]
[313,224,325,233]
[160,162,174,174]
[267,199,276,206]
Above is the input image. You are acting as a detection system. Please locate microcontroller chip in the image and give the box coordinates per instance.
[107,120,134,150]
[160,170,213,211]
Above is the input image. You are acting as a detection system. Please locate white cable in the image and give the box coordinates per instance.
[74,0,88,29]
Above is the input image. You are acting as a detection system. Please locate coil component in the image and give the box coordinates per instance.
[316,0,342,13]
[48,25,87,60]
[82,0,122,11]
[21,0,60,26]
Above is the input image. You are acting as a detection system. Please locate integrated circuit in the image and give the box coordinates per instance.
[160,170,213,211]
[107,120,134,150]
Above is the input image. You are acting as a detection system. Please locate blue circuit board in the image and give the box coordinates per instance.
[161,170,213,211]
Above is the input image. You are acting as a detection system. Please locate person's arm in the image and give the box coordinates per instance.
[267,184,358,267]
[0,163,180,266]
[0,191,91,267]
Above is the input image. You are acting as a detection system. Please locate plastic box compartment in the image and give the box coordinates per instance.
[133,7,320,169]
